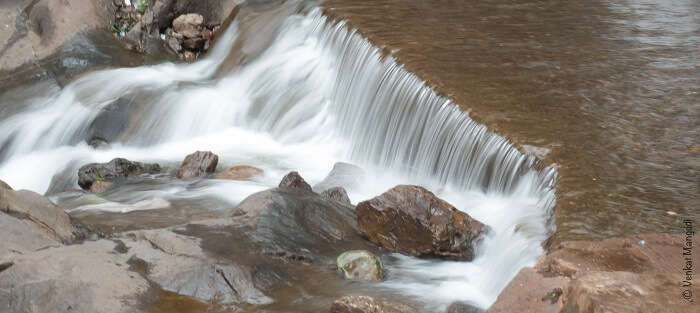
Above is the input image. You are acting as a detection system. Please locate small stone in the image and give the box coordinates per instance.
[278,171,312,192]
[336,250,383,282]
[322,187,351,205]
[176,151,218,179]
[183,50,196,62]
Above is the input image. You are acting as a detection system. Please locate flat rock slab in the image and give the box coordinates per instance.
[0,188,76,243]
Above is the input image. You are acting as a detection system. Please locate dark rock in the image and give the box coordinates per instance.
[182,36,206,50]
[313,162,365,193]
[172,13,204,38]
[0,179,11,190]
[215,165,263,181]
[88,96,133,145]
[278,171,312,192]
[176,151,218,179]
[0,188,77,243]
[233,187,358,254]
[447,301,484,313]
[336,250,383,282]
[166,35,182,52]
[330,296,416,313]
[322,186,352,205]
[356,185,487,261]
[78,158,161,190]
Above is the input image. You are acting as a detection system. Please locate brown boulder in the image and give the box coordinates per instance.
[330,296,416,313]
[278,171,313,192]
[356,185,487,260]
[172,13,204,38]
[182,36,206,50]
[215,165,263,181]
[487,233,699,313]
[176,151,219,179]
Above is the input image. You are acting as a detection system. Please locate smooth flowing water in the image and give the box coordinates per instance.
[0,4,556,310]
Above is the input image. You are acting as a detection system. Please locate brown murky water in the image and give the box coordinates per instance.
[324,0,700,245]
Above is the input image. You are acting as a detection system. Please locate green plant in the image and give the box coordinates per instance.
[136,0,149,14]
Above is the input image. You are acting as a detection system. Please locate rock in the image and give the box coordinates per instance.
[89,180,113,193]
[313,162,365,193]
[215,165,263,181]
[182,36,206,50]
[232,187,358,254]
[172,13,204,38]
[447,301,485,313]
[0,179,11,190]
[486,233,699,313]
[278,171,313,192]
[152,0,239,31]
[119,229,272,304]
[124,21,143,46]
[87,96,133,145]
[336,250,383,282]
[183,50,196,62]
[176,151,218,179]
[0,212,58,262]
[356,185,488,261]
[78,158,161,190]
[322,186,352,205]
[0,240,150,313]
[330,296,417,313]
[167,35,182,52]
[0,188,77,243]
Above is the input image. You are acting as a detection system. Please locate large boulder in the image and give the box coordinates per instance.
[336,250,383,282]
[176,151,218,179]
[487,233,699,313]
[215,165,263,181]
[330,296,417,313]
[0,212,58,263]
[356,185,488,261]
[0,240,150,313]
[78,158,161,190]
[0,188,78,243]
[313,162,365,193]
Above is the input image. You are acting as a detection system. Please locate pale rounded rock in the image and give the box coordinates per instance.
[336,250,383,282]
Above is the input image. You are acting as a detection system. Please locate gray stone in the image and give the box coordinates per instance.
[78,158,161,190]
[322,186,352,205]
[336,250,383,282]
[0,188,77,243]
[0,212,58,263]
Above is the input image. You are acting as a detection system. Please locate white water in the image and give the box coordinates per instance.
[0,8,556,309]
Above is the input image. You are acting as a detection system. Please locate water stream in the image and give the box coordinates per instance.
[0,7,556,309]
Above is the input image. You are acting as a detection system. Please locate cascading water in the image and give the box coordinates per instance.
[0,7,556,310]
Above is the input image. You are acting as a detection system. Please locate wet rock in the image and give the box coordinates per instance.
[336,250,383,282]
[0,240,150,313]
[78,158,161,190]
[486,233,698,313]
[322,186,352,205]
[330,296,417,313]
[0,179,11,190]
[120,229,272,304]
[313,162,365,193]
[233,186,358,254]
[216,165,264,181]
[0,188,77,243]
[88,96,133,146]
[176,151,218,179]
[182,36,206,50]
[356,185,487,261]
[278,171,313,192]
[447,301,484,313]
[172,13,204,38]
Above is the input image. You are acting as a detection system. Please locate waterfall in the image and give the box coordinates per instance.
[0,7,556,309]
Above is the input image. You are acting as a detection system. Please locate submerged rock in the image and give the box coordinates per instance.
[447,301,484,313]
[313,162,365,193]
[0,188,78,243]
[330,296,417,313]
[78,158,161,190]
[336,250,383,282]
[176,151,218,179]
[278,171,313,192]
[356,185,487,261]
[215,165,263,181]
[322,186,352,205]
